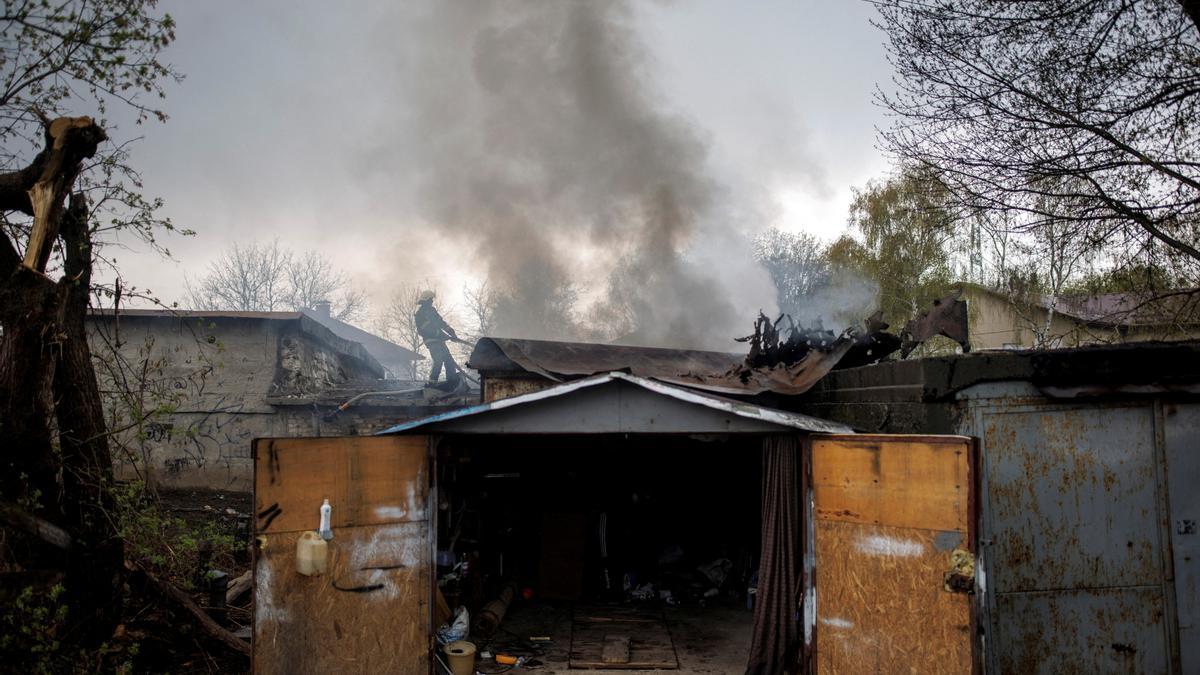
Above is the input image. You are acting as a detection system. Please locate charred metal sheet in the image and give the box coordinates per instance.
[469,309,908,397]
[901,290,969,357]
[714,311,895,395]
[833,330,902,370]
[470,336,840,396]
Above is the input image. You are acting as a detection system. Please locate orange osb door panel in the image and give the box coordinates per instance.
[252,436,432,675]
[808,435,977,674]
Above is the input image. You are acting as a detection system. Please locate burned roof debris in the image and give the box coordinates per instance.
[470,310,913,399]
[722,311,902,395]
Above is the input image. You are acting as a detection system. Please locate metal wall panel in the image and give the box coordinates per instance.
[1164,402,1200,674]
[993,587,1168,674]
[982,405,1162,592]
[968,400,1174,673]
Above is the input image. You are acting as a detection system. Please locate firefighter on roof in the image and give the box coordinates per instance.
[414,289,462,386]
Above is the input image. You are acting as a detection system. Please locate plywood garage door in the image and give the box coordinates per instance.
[807,435,977,674]
[252,436,432,675]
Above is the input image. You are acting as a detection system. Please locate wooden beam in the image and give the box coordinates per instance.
[139,565,251,657]
[0,500,73,550]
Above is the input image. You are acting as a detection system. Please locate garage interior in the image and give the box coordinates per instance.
[434,433,763,673]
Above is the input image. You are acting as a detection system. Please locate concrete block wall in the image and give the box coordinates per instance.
[87,313,390,491]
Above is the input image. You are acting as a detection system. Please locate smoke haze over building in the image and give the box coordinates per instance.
[107,1,892,350]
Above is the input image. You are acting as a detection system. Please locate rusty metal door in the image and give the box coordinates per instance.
[805,435,977,674]
[252,436,433,674]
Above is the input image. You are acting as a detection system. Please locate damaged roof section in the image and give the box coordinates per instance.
[469,337,741,384]
[469,308,908,398]
[468,336,858,397]
[377,371,853,435]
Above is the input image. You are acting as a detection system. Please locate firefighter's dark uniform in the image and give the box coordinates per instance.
[414,300,461,385]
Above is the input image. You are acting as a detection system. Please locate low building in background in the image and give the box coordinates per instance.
[961,283,1200,350]
[87,309,471,492]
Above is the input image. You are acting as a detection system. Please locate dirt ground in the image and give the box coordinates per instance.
[454,603,753,675]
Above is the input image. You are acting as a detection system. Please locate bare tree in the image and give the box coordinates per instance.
[185,240,290,311]
[285,250,367,322]
[185,241,366,321]
[873,0,1200,267]
[461,278,499,342]
[752,228,832,318]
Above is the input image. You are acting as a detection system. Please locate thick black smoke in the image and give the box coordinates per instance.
[370,1,774,349]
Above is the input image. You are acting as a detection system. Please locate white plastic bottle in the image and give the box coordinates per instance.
[319,498,333,541]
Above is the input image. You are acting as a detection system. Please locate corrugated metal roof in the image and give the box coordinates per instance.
[375,371,853,435]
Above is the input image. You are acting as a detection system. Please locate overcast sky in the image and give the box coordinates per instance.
[109,1,894,327]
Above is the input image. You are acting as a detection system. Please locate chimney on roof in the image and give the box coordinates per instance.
[314,300,331,318]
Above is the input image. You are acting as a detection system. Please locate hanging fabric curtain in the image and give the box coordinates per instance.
[745,434,801,675]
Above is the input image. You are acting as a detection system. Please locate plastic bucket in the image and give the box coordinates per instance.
[444,640,476,675]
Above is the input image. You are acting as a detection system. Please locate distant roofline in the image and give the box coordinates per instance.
[88,307,387,378]
[89,308,303,320]
[956,282,1200,327]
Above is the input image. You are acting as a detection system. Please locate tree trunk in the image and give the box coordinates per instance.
[0,116,120,645]
[54,194,125,637]
[0,262,63,517]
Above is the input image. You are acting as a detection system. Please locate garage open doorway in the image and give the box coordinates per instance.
[435,433,762,673]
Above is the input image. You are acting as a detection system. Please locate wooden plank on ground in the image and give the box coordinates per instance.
[570,607,677,669]
[601,635,631,664]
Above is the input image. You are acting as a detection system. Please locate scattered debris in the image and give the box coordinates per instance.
[725,311,899,393]
[438,606,470,645]
[134,563,251,657]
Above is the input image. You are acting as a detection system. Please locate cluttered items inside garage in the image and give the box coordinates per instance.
[433,433,762,673]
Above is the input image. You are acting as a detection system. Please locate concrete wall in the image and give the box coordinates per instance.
[87,314,395,491]
[797,348,1200,672]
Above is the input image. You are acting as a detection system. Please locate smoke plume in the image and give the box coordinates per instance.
[367,1,777,350]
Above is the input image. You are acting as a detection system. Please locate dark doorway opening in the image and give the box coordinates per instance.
[434,434,763,672]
